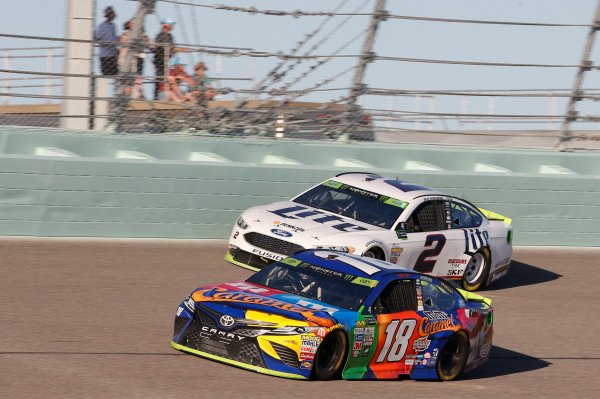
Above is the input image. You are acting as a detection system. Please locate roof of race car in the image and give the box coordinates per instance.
[329,172,443,202]
[291,249,416,279]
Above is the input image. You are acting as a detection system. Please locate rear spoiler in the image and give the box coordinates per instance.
[457,289,492,306]
[478,207,512,225]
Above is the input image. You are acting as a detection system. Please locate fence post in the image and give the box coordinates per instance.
[60,0,94,130]
[2,51,10,105]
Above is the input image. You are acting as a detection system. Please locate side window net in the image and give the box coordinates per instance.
[406,201,446,232]
[373,280,417,314]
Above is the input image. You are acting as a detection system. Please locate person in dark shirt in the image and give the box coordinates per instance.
[152,18,187,100]
[94,6,119,75]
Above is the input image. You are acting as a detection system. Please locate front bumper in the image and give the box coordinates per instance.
[225,247,276,271]
[172,304,311,379]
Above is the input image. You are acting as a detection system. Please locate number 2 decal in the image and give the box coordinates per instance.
[413,234,446,273]
[376,319,417,363]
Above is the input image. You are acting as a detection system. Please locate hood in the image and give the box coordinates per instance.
[191,283,338,328]
[243,201,383,243]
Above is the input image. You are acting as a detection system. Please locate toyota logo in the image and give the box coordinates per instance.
[220,315,235,328]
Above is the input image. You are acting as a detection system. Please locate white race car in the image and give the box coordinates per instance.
[226,172,513,291]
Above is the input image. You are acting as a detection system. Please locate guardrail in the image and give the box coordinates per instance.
[0,126,598,246]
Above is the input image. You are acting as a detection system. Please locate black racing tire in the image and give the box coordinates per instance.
[436,331,469,381]
[311,330,348,380]
[363,247,383,260]
[461,247,491,292]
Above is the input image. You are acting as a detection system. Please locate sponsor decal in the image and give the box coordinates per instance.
[448,259,467,264]
[268,205,368,232]
[364,327,375,335]
[301,335,321,346]
[192,288,335,327]
[480,342,492,358]
[364,338,373,347]
[272,221,305,233]
[383,197,409,208]
[413,336,431,352]
[300,360,312,369]
[395,228,408,240]
[271,228,293,238]
[280,257,303,267]
[300,352,315,360]
[390,258,398,264]
[418,315,460,336]
[464,228,490,256]
[364,316,377,326]
[489,267,509,283]
[352,277,379,287]
[405,359,414,365]
[354,327,364,334]
[251,248,284,261]
[176,306,184,316]
[362,347,371,357]
[494,257,511,269]
[353,342,363,351]
[446,269,462,277]
[355,320,365,327]
[315,328,328,338]
[353,350,361,358]
[355,334,364,342]
[366,239,384,248]
[423,311,449,320]
[391,247,404,254]
[323,180,343,189]
[421,196,446,202]
[424,352,431,359]
[300,346,317,354]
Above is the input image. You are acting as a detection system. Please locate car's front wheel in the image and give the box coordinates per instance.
[363,247,384,259]
[462,247,491,291]
[311,330,348,380]
[436,330,469,381]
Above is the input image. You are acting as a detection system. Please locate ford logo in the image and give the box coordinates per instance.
[271,229,292,237]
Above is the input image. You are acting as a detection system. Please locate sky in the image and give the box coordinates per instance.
[2,0,600,131]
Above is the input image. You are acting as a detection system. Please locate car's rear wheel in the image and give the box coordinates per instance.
[462,247,490,292]
[436,331,469,381]
[311,330,348,380]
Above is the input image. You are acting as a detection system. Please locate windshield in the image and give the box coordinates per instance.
[293,180,408,229]
[246,257,377,311]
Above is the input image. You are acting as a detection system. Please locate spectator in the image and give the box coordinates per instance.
[94,6,119,76]
[152,18,188,100]
[192,62,217,105]
[119,18,149,99]
[166,59,195,102]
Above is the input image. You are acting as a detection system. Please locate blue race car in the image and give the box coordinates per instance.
[171,250,493,380]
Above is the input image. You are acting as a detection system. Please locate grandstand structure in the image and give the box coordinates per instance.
[1,0,600,150]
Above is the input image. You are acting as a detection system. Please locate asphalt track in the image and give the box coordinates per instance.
[1,238,598,399]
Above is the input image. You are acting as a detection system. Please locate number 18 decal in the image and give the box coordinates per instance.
[376,319,417,363]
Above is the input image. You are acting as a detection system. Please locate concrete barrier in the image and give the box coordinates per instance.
[0,127,598,246]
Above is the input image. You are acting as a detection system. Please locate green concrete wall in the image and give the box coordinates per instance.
[0,127,598,246]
